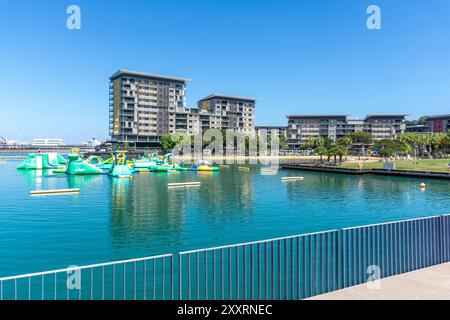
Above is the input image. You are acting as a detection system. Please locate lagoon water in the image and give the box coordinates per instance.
[0,160,449,277]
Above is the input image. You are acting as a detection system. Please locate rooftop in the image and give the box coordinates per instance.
[365,114,408,119]
[426,114,450,120]
[255,125,288,128]
[286,115,349,119]
[199,94,257,102]
[109,69,191,82]
[406,124,428,128]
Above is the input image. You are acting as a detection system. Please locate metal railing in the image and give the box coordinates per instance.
[1,214,449,300]
[178,230,339,300]
[0,254,172,300]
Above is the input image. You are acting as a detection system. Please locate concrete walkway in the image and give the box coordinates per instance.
[310,263,450,300]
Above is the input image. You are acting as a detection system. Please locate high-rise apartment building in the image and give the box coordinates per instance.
[197,94,256,133]
[109,70,190,145]
[109,71,257,146]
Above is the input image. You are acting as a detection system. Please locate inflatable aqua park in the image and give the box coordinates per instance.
[86,155,113,171]
[17,153,67,170]
[192,159,219,172]
[146,154,219,172]
[67,154,104,175]
[108,151,133,178]
[133,153,157,170]
[196,165,219,172]
[149,153,193,172]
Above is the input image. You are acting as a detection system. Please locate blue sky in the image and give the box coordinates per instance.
[0,0,449,143]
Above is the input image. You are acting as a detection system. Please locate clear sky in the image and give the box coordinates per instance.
[0,0,449,143]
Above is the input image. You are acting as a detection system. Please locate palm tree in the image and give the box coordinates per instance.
[331,145,347,163]
[445,132,450,157]
[336,137,353,160]
[304,137,333,162]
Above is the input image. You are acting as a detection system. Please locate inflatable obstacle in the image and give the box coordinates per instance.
[197,165,219,171]
[86,155,113,171]
[17,153,67,170]
[133,155,157,169]
[192,160,220,172]
[108,151,133,178]
[67,154,104,175]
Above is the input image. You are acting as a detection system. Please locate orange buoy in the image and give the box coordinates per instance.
[420,183,426,189]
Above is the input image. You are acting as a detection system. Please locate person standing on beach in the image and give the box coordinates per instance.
[357,161,363,171]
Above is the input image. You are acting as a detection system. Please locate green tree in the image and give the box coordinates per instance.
[278,135,288,151]
[160,134,175,151]
[336,136,353,160]
[305,137,333,162]
[417,116,428,125]
[160,133,189,151]
[375,139,409,158]
[349,132,372,145]
[332,144,348,163]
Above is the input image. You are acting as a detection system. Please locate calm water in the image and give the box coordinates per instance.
[0,160,449,277]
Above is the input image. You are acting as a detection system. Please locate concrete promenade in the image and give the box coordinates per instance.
[310,263,450,300]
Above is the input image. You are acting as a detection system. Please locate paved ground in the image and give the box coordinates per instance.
[309,263,450,300]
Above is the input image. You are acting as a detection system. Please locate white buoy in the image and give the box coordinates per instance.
[168,182,201,189]
[30,188,80,196]
[281,176,304,181]
[260,168,278,175]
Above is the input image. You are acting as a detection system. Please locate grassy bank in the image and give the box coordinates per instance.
[338,159,450,172]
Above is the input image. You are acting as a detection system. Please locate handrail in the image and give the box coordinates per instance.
[179,229,339,255]
[0,253,172,282]
[1,213,450,300]
[341,214,449,231]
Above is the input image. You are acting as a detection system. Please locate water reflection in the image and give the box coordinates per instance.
[109,174,186,251]
[66,174,104,189]
[3,162,450,276]
[108,167,256,252]
[16,169,106,192]
[198,167,254,224]
[16,169,47,189]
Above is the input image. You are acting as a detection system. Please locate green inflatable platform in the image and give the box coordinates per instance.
[67,154,104,175]
[17,153,67,170]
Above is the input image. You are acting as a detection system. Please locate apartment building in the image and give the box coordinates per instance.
[255,126,288,141]
[426,115,450,133]
[109,70,190,145]
[286,115,348,148]
[197,94,256,133]
[171,95,257,137]
[286,114,406,148]
[405,125,430,133]
[171,106,224,136]
[363,115,406,140]
[109,71,257,145]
